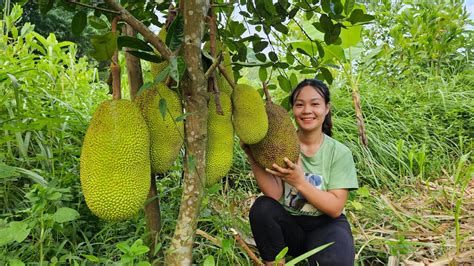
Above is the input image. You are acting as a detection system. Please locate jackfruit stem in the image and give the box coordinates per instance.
[218,64,236,91]
[262,81,272,103]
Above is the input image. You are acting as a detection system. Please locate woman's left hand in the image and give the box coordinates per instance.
[265,157,305,188]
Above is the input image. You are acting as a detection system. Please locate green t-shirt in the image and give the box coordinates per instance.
[282,134,358,216]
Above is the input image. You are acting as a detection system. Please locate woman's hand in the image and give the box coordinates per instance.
[265,157,305,188]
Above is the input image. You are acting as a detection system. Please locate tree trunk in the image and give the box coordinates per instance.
[165,1,209,265]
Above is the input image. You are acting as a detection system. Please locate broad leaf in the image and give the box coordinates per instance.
[118,36,154,52]
[71,11,87,36]
[340,25,361,48]
[166,14,184,51]
[90,32,119,61]
[127,51,161,63]
[53,207,79,223]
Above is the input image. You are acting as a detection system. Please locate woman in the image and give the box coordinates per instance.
[243,79,358,265]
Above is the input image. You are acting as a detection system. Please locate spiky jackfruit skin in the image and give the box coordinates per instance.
[249,102,300,170]
[232,84,268,144]
[206,93,234,186]
[80,100,151,221]
[151,61,168,79]
[135,83,184,174]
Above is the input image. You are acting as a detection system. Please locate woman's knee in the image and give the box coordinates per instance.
[249,196,282,224]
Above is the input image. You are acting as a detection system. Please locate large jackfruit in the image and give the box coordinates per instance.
[80,100,151,221]
[206,93,234,186]
[135,83,184,174]
[232,84,268,144]
[249,102,299,170]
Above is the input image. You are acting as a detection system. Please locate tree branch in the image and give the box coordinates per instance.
[218,64,236,91]
[66,0,120,15]
[104,0,173,61]
[204,53,223,79]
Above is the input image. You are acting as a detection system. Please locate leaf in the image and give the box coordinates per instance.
[82,254,100,263]
[0,162,18,179]
[348,9,375,25]
[88,15,108,30]
[269,51,278,62]
[340,25,362,48]
[274,23,289,34]
[130,239,149,255]
[169,56,186,83]
[7,259,24,266]
[166,14,184,51]
[316,42,325,58]
[357,186,370,197]
[344,0,355,15]
[258,67,267,82]
[53,207,79,223]
[71,11,87,36]
[159,98,167,120]
[9,221,30,243]
[137,82,153,96]
[253,41,268,53]
[153,66,170,84]
[320,67,333,84]
[264,0,277,15]
[118,36,153,52]
[274,247,288,264]
[90,32,119,61]
[319,14,333,34]
[127,51,161,63]
[277,75,291,92]
[203,255,215,266]
[285,242,334,265]
[116,242,130,253]
[255,53,267,62]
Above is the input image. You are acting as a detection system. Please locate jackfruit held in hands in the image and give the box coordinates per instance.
[135,83,184,174]
[206,93,234,186]
[249,102,299,170]
[232,84,268,144]
[80,100,151,221]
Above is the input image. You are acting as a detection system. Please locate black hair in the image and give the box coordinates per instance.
[289,78,333,136]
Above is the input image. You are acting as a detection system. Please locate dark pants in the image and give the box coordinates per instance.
[249,196,355,265]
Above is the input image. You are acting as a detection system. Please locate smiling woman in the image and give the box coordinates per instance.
[243,79,359,266]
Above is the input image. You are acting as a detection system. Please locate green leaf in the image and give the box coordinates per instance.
[344,0,355,15]
[321,0,331,13]
[118,36,153,52]
[274,247,288,264]
[316,42,325,58]
[203,255,215,266]
[159,98,167,120]
[0,162,18,179]
[320,67,333,84]
[290,73,298,88]
[137,82,154,96]
[169,56,186,83]
[319,14,333,34]
[116,242,130,253]
[53,207,79,223]
[340,25,362,48]
[285,242,334,265]
[253,41,268,53]
[258,67,267,82]
[255,53,267,62]
[264,0,277,15]
[82,254,100,263]
[348,9,375,25]
[269,51,278,62]
[9,221,30,243]
[71,11,87,36]
[323,44,345,62]
[274,23,289,34]
[7,259,25,266]
[130,239,149,255]
[357,186,370,197]
[277,75,291,92]
[166,14,184,51]
[88,15,108,30]
[6,74,19,88]
[127,51,161,63]
[90,32,119,61]
[153,66,170,84]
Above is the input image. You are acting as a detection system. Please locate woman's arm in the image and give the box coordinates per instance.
[266,157,348,218]
[242,144,283,200]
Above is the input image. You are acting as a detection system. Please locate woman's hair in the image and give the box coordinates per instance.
[289,78,333,136]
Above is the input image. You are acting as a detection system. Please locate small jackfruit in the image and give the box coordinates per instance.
[80,100,151,221]
[206,93,234,186]
[232,84,268,144]
[249,102,299,170]
[135,83,184,174]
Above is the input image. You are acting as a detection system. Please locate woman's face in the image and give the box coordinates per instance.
[292,85,330,133]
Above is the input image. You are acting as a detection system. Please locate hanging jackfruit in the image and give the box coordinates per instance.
[249,102,299,170]
[80,100,151,221]
[232,84,268,144]
[135,83,184,174]
[206,93,234,186]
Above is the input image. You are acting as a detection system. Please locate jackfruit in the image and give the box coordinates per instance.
[206,93,234,186]
[249,102,299,170]
[135,82,184,174]
[80,100,151,221]
[204,41,234,95]
[232,84,268,144]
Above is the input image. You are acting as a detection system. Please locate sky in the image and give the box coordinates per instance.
[467,0,474,20]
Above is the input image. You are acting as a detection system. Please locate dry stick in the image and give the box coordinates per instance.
[196,229,221,247]
[262,81,272,103]
[111,16,121,100]
[104,0,172,61]
[230,228,264,266]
